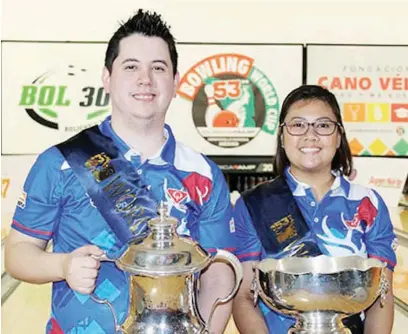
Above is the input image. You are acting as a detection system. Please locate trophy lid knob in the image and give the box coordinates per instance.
[116,201,212,276]
[157,201,168,219]
[148,201,178,229]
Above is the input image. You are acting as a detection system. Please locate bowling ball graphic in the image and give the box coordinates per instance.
[212,110,239,127]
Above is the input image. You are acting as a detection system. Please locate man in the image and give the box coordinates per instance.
[5,9,236,333]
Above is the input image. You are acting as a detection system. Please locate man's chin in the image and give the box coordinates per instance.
[130,111,165,123]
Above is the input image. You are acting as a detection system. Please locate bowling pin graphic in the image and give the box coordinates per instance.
[226,87,251,128]
[204,84,222,128]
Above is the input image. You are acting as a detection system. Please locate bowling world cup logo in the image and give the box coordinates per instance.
[18,65,110,132]
[177,53,280,148]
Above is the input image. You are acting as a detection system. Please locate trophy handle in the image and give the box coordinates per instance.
[90,294,120,333]
[252,266,260,306]
[89,253,121,333]
[91,252,115,262]
[252,266,278,309]
[379,267,390,307]
[206,249,243,333]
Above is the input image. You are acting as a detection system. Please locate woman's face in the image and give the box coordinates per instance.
[282,99,341,176]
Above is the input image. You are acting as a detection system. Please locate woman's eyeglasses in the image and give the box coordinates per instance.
[280,120,341,136]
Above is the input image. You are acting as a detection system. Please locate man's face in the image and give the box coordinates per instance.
[103,33,179,122]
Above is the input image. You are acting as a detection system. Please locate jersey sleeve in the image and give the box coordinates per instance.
[233,196,262,262]
[365,189,397,271]
[194,162,237,254]
[12,147,64,241]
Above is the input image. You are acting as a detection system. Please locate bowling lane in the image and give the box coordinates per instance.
[1,281,51,333]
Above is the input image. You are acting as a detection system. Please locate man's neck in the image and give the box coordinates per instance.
[111,115,166,162]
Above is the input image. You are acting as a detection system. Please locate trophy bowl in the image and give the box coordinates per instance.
[254,255,388,334]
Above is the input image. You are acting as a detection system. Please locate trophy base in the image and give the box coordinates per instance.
[288,312,351,334]
[289,329,351,334]
[122,309,205,334]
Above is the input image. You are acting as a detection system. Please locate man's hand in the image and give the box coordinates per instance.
[62,245,104,294]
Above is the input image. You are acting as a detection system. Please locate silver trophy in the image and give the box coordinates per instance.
[253,255,389,334]
[92,202,243,333]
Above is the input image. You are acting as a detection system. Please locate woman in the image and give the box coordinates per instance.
[232,85,397,334]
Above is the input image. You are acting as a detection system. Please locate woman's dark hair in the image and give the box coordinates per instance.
[273,84,353,177]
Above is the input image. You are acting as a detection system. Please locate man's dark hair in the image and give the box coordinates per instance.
[105,9,178,76]
[273,84,353,177]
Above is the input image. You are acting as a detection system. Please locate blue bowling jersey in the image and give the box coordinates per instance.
[234,167,397,334]
[12,116,236,333]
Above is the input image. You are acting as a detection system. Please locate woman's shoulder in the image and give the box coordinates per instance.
[346,179,383,208]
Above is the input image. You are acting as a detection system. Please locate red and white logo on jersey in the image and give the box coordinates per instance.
[167,188,188,204]
[344,197,377,230]
[183,172,213,205]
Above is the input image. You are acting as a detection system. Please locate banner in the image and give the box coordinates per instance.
[2,42,303,157]
[307,44,408,157]
[2,42,110,154]
[167,44,303,156]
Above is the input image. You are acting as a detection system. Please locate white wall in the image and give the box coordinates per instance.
[2,0,408,44]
